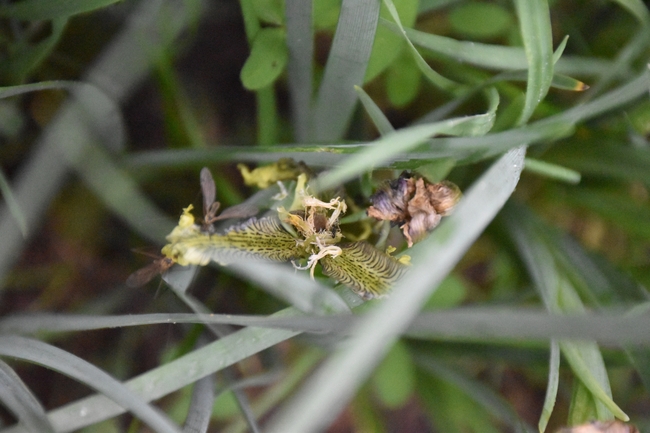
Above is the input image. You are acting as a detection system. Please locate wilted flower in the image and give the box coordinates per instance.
[368,171,461,247]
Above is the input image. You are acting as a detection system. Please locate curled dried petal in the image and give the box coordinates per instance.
[367,172,461,247]
[367,175,414,222]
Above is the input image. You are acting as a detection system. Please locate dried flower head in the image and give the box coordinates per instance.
[368,171,461,247]
[279,188,347,278]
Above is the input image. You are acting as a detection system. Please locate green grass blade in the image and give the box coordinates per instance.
[513,0,554,125]
[543,139,650,187]
[0,17,67,83]
[560,340,627,420]
[0,336,183,433]
[392,21,527,69]
[552,36,569,64]
[0,0,121,19]
[538,340,560,433]
[315,91,498,190]
[611,0,650,24]
[523,158,581,184]
[406,308,650,345]
[390,22,615,77]
[0,360,55,433]
[7,309,650,346]
[577,27,650,102]
[549,74,589,91]
[264,147,526,433]
[285,0,313,142]
[0,168,27,237]
[354,85,395,135]
[363,0,418,84]
[381,0,462,92]
[310,0,380,141]
[184,374,215,433]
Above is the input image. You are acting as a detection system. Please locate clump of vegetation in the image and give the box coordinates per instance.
[0,0,649,432]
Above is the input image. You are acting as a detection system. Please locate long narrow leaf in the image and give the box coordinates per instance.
[381,0,461,92]
[559,340,627,420]
[354,85,395,135]
[611,0,650,24]
[7,308,650,347]
[0,18,67,83]
[310,0,380,141]
[523,158,581,184]
[183,374,215,433]
[538,340,560,433]
[513,0,554,125]
[388,22,616,77]
[285,0,313,142]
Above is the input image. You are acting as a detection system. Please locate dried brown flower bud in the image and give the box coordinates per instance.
[367,172,461,247]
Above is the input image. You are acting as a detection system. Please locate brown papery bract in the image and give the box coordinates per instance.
[367,172,461,247]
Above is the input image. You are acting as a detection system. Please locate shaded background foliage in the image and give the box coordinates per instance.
[0,0,649,432]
